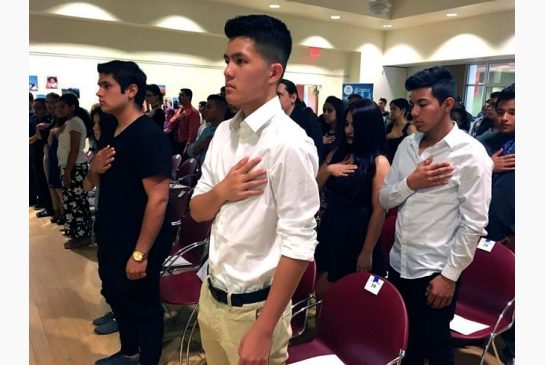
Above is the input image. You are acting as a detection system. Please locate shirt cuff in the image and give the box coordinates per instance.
[441,265,462,282]
[400,177,415,197]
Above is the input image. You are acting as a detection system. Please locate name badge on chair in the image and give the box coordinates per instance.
[364,275,384,295]
[477,238,495,252]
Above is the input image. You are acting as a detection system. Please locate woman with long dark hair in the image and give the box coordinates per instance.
[315,99,390,298]
[320,95,346,158]
[386,98,416,162]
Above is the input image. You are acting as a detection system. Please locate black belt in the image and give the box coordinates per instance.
[207,277,270,307]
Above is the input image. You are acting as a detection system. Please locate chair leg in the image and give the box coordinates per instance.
[479,336,501,365]
[180,304,200,365]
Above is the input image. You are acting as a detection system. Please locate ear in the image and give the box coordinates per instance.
[442,97,456,114]
[126,83,139,100]
[269,63,284,84]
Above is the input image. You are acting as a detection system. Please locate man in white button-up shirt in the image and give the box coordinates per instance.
[190,15,320,365]
[379,66,493,365]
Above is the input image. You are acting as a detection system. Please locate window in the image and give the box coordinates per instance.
[464,61,515,116]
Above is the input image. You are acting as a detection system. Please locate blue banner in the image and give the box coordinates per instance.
[342,83,373,102]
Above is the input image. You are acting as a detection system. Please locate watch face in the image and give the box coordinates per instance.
[133,251,144,261]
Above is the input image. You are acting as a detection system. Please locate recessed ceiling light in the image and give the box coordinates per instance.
[382,24,392,28]
[446,13,458,17]
[269,4,280,9]
[330,15,341,20]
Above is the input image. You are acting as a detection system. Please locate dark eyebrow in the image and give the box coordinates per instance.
[224,52,245,60]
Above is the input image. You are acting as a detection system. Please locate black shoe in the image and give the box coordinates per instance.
[37,209,52,218]
[95,352,140,365]
[93,311,115,326]
[94,318,118,335]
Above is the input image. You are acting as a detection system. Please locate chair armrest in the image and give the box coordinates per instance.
[177,174,199,187]
[291,299,323,322]
[385,349,406,365]
[161,238,209,276]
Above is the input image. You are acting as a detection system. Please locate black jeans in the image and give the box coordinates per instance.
[97,248,165,365]
[388,268,460,365]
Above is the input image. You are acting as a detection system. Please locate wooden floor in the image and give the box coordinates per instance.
[28,207,205,365]
[29,207,504,365]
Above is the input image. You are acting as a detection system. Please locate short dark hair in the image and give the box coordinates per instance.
[224,14,292,72]
[379,97,387,104]
[495,83,515,108]
[490,91,502,100]
[179,88,193,100]
[405,66,456,104]
[146,84,163,103]
[348,94,364,102]
[207,94,228,111]
[279,79,298,96]
[97,60,147,106]
[390,98,410,112]
[46,92,60,101]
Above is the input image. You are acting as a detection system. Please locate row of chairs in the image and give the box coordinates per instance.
[376,208,515,365]
[160,160,515,365]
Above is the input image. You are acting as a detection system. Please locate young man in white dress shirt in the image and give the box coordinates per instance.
[189,14,320,365]
[379,66,493,365]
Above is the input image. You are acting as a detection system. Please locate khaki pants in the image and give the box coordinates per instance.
[198,279,292,365]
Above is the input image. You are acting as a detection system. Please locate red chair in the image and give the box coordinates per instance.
[287,272,408,365]
[159,216,212,364]
[290,260,317,343]
[166,184,192,249]
[161,211,212,276]
[377,207,398,270]
[451,242,515,365]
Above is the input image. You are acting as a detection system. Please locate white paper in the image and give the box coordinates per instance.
[477,238,496,252]
[163,255,192,267]
[197,260,208,282]
[290,354,345,365]
[363,274,384,295]
[450,314,489,335]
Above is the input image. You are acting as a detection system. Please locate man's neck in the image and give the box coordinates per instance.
[115,104,144,128]
[240,90,277,118]
[421,119,454,147]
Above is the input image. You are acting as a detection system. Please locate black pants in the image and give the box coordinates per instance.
[97,248,165,365]
[388,268,460,365]
[31,149,52,211]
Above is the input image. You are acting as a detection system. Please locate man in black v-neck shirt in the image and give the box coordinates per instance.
[87,60,171,365]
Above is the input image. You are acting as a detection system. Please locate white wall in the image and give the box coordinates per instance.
[384,10,514,65]
[30,13,353,111]
[29,0,514,110]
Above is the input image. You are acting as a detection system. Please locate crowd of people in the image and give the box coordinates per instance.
[29,13,515,365]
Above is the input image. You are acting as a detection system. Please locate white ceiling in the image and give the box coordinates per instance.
[208,0,514,30]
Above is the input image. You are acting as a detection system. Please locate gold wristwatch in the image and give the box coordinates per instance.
[132,250,147,262]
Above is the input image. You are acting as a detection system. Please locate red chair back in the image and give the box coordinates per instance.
[177,157,199,186]
[317,272,408,365]
[171,214,212,263]
[377,208,397,267]
[171,154,182,181]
